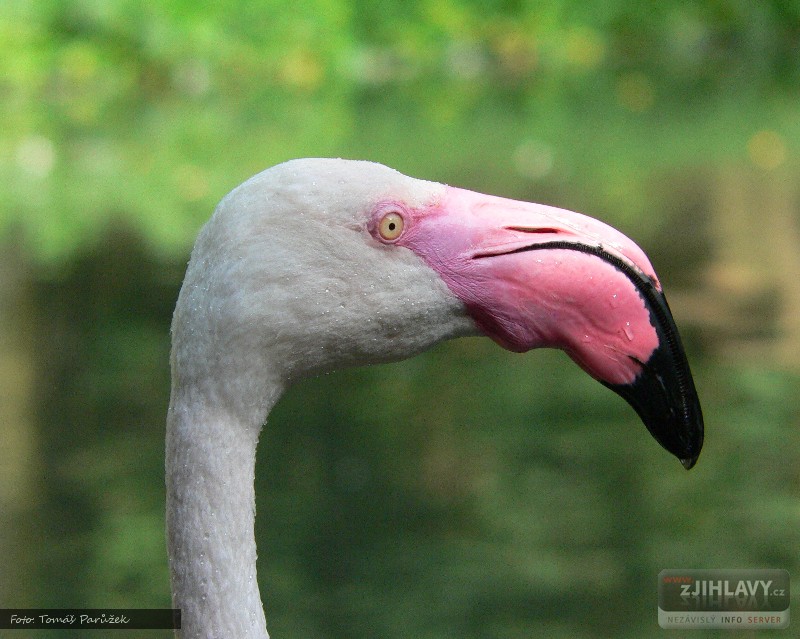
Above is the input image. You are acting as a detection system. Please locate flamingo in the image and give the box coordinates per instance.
[166,158,703,638]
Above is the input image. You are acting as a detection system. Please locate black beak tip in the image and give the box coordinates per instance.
[603,341,704,470]
[681,456,699,471]
[598,277,705,470]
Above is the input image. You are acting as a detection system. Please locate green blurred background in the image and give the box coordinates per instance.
[2,1,799,637]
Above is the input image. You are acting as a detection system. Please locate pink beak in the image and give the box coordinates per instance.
[389,187,703,469]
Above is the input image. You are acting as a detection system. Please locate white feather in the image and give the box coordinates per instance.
[167,159,477,638]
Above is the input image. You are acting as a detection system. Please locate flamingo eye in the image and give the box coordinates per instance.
[378,211,404,241]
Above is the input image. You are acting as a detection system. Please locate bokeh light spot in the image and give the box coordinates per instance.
[616,72,654,112]
[513,140,554,180]
[747,130,786,171]
[564,27,605,69]
[16,135,56,178]
[174,164,210,202]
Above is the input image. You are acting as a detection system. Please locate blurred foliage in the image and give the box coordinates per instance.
[1,1,799,638]
[2,0,799,260]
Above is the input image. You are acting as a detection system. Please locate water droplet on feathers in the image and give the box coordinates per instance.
[623,322,634,341]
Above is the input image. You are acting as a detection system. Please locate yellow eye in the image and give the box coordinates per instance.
[378,211,404,240]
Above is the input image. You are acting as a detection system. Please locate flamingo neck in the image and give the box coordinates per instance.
[166,387,277,639]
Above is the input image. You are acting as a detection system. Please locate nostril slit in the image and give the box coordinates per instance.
[472,228,567,260]
[506,226,562,234]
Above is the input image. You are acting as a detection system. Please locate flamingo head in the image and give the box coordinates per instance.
[176,158,703,468]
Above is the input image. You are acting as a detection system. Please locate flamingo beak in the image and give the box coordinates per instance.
[397,186,704,468]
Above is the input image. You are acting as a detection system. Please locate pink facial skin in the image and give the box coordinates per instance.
[373,187,662,386]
